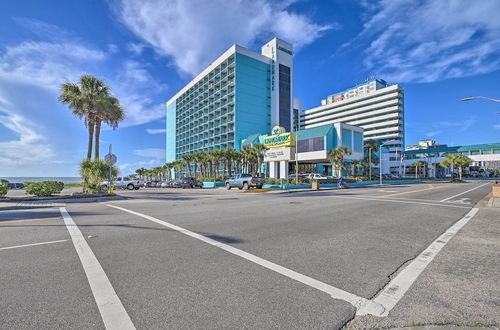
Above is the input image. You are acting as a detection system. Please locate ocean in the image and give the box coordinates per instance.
[0,177,82,184]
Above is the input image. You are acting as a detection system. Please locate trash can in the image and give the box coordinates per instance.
[311,180,320,190]
[493,181,500,198]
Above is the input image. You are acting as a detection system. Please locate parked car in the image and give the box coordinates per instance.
[302,173,329,180]
[225,174,265,190]
[101,177,142,190]
[180,177,203,189]
[150,181,159,187]
[7,183,25,189]
[160,181,170,188]
[172,180,182,188]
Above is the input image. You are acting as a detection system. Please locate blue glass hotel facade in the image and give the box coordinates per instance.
[166,38,294,162]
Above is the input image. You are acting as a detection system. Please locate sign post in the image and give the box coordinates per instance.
[104,145,117,193]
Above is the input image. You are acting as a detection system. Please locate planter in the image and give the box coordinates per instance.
[311,180,320,190]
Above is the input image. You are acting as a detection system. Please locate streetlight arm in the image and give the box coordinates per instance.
[461,96,500,103]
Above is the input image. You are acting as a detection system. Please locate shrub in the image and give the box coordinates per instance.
[26,181,64,197]
[0,184,8,197]
[80,158,118,194]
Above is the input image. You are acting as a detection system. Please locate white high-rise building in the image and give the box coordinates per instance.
[300,79,404,154]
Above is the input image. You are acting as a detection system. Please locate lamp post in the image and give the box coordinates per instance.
[379,140,399,185]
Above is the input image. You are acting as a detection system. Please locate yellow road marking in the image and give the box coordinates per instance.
[0,216,62,224]
[380,184,446,198]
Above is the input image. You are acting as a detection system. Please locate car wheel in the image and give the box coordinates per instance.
[226,183,231,190]
[243,182,249,190]
[127,184,134,190]
[190,184,194,189]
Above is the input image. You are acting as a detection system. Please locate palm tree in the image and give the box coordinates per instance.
[94,96,124,159]
[253,143,267,176]
[364,139,379,179]
[455,155,472,180]
[327,146,352,177]
[440,154,459,180]
[412,160,427,179]
[241,145,255,174]
[59,75,124,160]
[182,154,193,177]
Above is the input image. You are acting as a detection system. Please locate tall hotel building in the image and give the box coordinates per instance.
[300,79,405,152]
[166,38,293,162]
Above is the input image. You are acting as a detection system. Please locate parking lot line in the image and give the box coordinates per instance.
[0,239,68,251]
[105,203,385,315]
[59,207,135,330]
[357,207,479,317]
[440,182,491,202]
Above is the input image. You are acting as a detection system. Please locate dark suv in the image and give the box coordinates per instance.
[180,177,203,189]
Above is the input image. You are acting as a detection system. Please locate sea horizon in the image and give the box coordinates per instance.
[1,177,82,184]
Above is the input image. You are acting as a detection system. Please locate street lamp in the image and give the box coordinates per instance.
[461,96,500,103]
[379,140,399,185]
[461,96,500,114]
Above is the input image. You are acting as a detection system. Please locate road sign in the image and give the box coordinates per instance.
[105,153,117,165]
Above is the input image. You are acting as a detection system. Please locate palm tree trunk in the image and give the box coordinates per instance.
[87,122,94,160]
[94,121,101,159]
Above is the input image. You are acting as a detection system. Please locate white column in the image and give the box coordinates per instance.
[269,162,277,179]
[279,161,289,179]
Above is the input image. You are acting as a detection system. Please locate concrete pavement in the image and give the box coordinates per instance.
[0,181,497,329]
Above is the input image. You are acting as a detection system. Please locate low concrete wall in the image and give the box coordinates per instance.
[263,178,450,190]
[202,182,225,188]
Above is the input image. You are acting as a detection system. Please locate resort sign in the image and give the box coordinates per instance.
[264,126,294,148]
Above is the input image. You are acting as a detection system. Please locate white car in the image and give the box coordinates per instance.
[302,173,329,180]
[101,177,142,190]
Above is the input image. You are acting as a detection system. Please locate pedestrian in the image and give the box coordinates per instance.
[338,177,344,189]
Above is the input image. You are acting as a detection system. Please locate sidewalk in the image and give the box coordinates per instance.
[348,194,500,329]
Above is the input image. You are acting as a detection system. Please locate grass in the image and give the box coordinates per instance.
[64,183,83,188]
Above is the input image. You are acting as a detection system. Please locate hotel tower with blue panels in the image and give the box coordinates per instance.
[166,38,293,162]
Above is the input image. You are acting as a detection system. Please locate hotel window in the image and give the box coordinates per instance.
[297,137,324,153]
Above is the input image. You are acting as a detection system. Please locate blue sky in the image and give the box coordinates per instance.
[1,0,499,177]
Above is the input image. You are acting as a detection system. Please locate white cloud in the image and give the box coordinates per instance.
[127,42,147,56]
[146,128,166,134]
[357,0,500,83]
[493,124,500,130]
[425,130,441,137]
[133,148,164,159]
[0,101,55,166]
[112,61,167,127]
[117,0,334,75]
[439,118,477,132]
[0,41,107,89]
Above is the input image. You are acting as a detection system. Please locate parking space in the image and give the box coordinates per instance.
[0,181,494,329]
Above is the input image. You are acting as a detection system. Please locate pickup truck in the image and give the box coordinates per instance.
[225,174,265,190]
[101,177,142,191]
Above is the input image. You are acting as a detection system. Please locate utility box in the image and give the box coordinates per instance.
[493,181,500,198]
[311,180,320,190]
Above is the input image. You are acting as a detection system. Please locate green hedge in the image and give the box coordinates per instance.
[0,184,7,197]
[26,181,64,197]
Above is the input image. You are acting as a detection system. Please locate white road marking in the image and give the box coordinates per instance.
[105,204,385,315]
[60,207,135,330]
[330,195,470,208]
[440,182,491,202]
[0,239,68,251]
[358,207,479,316]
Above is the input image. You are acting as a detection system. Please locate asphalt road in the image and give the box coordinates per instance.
[0,181,495,329]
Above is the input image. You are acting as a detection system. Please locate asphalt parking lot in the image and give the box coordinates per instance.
[0,181,497,329]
